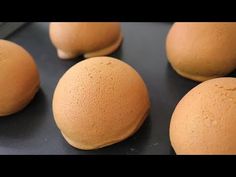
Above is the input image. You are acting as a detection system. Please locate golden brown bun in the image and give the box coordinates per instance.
[166,22,236,82]
[0,39,40,116]
[52,57,150,150]
[49,22,123,59]
[170,77,236,154]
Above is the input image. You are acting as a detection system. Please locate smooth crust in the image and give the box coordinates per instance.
[0,39,40,116]
[170,64,224,82]
[84,34,123,58]
[166,22,236,82]
[50,22,123,59]
[170,77,236,154]
[53,57,150,150]
[0,83,39,116]
[62,108,150,150]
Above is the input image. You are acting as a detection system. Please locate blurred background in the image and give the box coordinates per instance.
[0,22,26,38]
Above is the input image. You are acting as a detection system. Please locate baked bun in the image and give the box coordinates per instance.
[170,77,236,154]
[52,57,150,150]
[49,22,123,59]
[0,39,40,116]
[166,22,236,82]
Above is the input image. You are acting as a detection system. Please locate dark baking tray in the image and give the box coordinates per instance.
[2,22,230,155]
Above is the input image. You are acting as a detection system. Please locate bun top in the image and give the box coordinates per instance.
[49,22,122,58]
[0,39,40,116]
[53,56,150,150]
[170,77,236,154]
[166,22,236,81]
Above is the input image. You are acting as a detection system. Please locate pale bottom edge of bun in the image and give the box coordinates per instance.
[170,64,225,82]
[56,34,123,59]
[175,151,236,155]
[84,34,123,58]
[61,106,150,150]
[57,50,79,59]
[0,83,40,117]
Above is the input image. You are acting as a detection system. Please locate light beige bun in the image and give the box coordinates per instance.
[170,77,236,154]
[52,57,150,150]
[166,22,236,82]
[49,22,123,59]
[0,39,40,116]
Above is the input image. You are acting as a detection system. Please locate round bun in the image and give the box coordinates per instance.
[52,57,150,150]
[0,39,40,116]
[170,77,236,154]
[166,22,236,82]
[49,22,123,59]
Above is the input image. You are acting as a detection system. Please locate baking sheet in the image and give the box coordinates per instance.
[0,22,26,38]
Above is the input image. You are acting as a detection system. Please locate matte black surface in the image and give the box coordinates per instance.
[1,22,201,154]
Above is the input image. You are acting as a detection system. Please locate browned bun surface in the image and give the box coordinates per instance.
[50,22,122,59]
[53,57,150,150]
[166,22,236,81]
[0,39,40,116]
[170,77,236,154]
